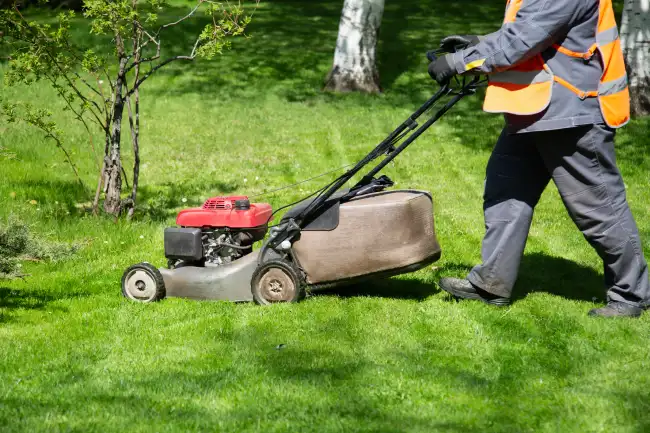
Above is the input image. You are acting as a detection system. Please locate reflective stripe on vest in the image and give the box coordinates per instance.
[504,0,523,23]
[483,0,630,128]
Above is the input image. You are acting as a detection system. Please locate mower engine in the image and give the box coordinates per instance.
[164,196,272,268]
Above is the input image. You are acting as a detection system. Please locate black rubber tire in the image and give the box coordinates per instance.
[251,260,305,305]
[121,262,166,302]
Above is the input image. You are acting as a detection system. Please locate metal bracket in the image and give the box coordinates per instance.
[405,117,418,130]
[268,218,301,249]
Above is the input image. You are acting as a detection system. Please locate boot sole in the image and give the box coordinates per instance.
[440,284,510,307]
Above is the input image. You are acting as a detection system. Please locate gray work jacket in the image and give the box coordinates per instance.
[451,0,607,133]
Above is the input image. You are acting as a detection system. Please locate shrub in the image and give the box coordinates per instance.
[0,216,77,278]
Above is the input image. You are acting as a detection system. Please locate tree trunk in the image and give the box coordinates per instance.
[126,94,139,220]
[124,85,140,220]
[126,13,141,220]
[325,0,385,93]
[621,0,650,116]
[103,54,128,216]
[103,99,124,216]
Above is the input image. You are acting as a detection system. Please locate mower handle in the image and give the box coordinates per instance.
[283,75,481,229]
[426,40,470,63]
[426,45,471,87]
[265,71,485,250]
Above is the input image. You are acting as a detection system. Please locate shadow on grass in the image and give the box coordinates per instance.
[0,285,88,323]
[305,250,607,304]
[10,178,90,215]
[115,0,504,106]
[3,313,646,432]
[514,253,605,303]
[134,0,504,152]
[314,276,438,301]
[6,173,239,222]
[431,252,605,303]
[7,0,505,156]
[0,375,486,432]
[2,273,648,432]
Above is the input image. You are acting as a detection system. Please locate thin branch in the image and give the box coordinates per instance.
[125,7,142,220]
[48,65,106,129]
[126,0,258,80]
[128,24,160,64]
[43,74,108,144]
[55,38,108,104]
[126,0,202,73]
[125,48,160,72]
[121,164,130,189]
[157,0,204,34]
[81,119,101,171]
[54,70,105,126]
[57,71,103,170]
[190,33,203,58]
[101,67,114,94]
[58,34,114,95]
[222,0,261,33]
[12,7,107,128]
[73,71,105,100]
[92,146,108,216]
[35,126,87,193]
[128,55,194,95]
[93,74,111,128]
[138,26,158,46]
[124,88,139,217]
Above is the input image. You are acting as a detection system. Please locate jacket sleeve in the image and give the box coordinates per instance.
[451,0,586,74]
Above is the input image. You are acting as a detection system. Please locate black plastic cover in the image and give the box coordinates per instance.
[235,199,251,210]
[164,228,203,261]
[281,177,394,232]
[281,191,347,232]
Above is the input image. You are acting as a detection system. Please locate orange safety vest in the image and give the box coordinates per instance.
[483,0,630,128]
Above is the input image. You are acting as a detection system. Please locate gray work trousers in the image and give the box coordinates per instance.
[467,124,649,307]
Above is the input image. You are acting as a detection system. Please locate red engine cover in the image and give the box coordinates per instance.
[176,196,272,228]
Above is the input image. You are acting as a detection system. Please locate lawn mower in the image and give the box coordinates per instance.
[121,50,485,305]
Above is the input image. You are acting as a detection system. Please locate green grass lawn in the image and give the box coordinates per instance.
[1,0,649,431]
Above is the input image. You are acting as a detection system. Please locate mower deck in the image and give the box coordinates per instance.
[159,252,259,302]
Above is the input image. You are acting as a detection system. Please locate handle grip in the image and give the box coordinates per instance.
[426,40,471,63]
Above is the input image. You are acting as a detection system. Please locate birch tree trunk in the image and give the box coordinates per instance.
[103,86,125,216]
[103,38,128,216]
[621,0,650,115]
[325,0,385,93]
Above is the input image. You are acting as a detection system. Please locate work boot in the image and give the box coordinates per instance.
[588,302,643,318]
[438,278,510,306]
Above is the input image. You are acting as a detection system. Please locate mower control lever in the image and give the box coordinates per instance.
[426,40,469,63]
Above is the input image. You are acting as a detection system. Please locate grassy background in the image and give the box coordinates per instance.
[1,0,649,431]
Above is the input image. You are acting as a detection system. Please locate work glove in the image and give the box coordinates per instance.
[428,54,457,84]
[439,35,481,53]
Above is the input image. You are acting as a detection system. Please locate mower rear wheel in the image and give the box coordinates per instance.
[251,260,305,305]
[121,262,166,302]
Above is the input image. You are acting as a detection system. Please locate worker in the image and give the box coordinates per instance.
[428,0,649,317]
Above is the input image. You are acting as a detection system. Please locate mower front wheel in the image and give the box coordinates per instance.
[251,260,305,305]
[122,262,166,303]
